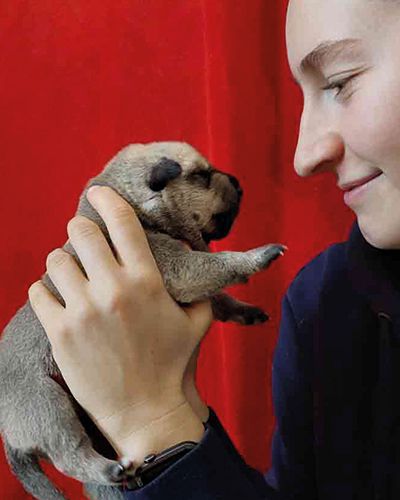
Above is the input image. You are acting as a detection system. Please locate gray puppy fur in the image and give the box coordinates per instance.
[0,141,286,500]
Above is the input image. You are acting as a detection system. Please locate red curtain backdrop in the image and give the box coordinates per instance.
[0,1,355,498]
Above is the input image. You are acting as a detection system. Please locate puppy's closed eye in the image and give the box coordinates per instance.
[190,170,212,188]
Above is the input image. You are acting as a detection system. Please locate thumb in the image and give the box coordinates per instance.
[183,299,213,339]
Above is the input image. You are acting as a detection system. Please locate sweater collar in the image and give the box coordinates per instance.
[346,219,400,321]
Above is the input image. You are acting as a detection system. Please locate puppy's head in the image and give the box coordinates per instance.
[94,141,243,244]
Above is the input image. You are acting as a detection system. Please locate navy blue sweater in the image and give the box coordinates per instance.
[121,220,400,499]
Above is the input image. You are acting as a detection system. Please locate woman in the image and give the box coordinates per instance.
[28,0,400,498]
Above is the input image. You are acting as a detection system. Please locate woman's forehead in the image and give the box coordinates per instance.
[285,0,396,80]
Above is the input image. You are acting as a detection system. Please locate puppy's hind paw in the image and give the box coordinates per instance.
[107,457,136,484]
[229,304,269,325]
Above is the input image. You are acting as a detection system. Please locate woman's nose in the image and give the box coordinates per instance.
[294,130,345,178]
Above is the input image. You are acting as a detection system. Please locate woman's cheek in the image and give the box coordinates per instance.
[346,74,400,175]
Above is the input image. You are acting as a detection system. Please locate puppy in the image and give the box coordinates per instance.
[0,142,286,500]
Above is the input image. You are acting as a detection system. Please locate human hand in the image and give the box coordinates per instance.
[179,242,210,423]
[182,338,210,422]
[28,185,213,460]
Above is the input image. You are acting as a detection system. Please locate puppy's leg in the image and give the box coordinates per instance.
[84,482,124,500]
[210,292,270,325]
[3,377,135,492]
[148,233,285,303]
[3,441,66,500]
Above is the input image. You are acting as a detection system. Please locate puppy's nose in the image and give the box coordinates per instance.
[227,174,243,197]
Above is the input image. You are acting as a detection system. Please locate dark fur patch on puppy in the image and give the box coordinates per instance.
[148,157,182,191]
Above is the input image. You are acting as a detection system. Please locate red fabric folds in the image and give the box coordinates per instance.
[0,1,354,497]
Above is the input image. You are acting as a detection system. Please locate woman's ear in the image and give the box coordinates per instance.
[148,157,182,191]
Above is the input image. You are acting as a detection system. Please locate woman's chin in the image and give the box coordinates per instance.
[357,215,400,250]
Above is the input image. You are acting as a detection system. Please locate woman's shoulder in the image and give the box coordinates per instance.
[290,241,348,290]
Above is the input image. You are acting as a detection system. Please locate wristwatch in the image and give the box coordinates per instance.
[120,441,199,491]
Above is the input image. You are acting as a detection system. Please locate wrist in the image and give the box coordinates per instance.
[97,399,205,464]
[184,381,210,423]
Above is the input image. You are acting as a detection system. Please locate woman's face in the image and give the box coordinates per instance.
[286,0,400,249]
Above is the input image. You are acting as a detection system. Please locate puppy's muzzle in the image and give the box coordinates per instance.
[226,174,243,197]
[202,174,243,243]
[203,175,242,243]
[202,208,238,243]
[210,209,238,239]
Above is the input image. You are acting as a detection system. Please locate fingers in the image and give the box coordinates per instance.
[67,216,119,283]
[28,280,64,335]
[86,186,160,276]
[46,248,89,306]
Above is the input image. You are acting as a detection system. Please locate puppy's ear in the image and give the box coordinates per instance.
[148,158,182,191]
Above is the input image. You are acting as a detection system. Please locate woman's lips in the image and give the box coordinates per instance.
[343,172,383,206]
[339,171,382,191]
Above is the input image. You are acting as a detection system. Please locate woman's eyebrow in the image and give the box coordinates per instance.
[292,38,364,86]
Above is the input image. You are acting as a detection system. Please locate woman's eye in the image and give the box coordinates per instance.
[321,76,354,99]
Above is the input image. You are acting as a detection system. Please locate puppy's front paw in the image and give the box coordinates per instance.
[248,243,287,271]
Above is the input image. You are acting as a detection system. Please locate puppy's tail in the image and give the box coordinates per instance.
[4,441,66,500]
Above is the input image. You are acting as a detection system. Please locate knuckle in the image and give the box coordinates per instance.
[54,324,72,342]
[132,270,164,296]
[67,216,99,239]
[103,286,131,312]
[72,302,98,325]
[51,326,79,352]
[109,204,133,223]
